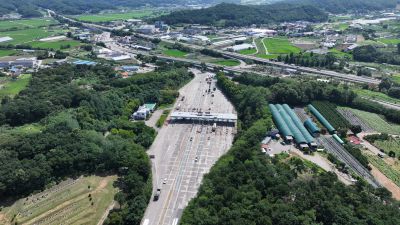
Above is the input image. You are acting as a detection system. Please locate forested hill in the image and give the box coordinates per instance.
[0,0,237,18]
[286,0,398,14]
[154,3,328,26]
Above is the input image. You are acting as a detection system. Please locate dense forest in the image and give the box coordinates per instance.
[154,3,328,27]
[287,0,398,14]
[180,72,400,225]
[0,0,238,17]
[0,63,193,224]
[353,45,400,66]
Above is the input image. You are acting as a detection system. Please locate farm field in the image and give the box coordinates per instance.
[0,18,58,31]
[239,48,257,55]
[29,40,81,50]
[336,23,349,31]
[0,175,118,225]
[392,74,400,85]
[365,153,400,187]
[374,138,400,157]
[355,89,400,104]
[348,108,400,134]
[74,10,163,22]
[312,101,350,129]
[263,37,301,55]
[0,74,32,99]
[337,107,374,132]
[0,49,16,57]
[163,49,188,58]
[378,38,400,45]
[254,38,278,59]
[0,28,66,45]
[329,48,352,59]
[212,59,240,66]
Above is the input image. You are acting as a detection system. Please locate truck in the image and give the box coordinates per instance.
[153,188,161,201]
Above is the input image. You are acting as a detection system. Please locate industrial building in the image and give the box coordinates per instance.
[308,104,336,134]
[131,103,157,120]
[269,104,317,150]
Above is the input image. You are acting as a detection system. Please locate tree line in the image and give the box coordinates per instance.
[0,63,194,225]
[154,3,328,27]
[180,72,400,225]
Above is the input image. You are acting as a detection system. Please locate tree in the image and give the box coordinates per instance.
[397,43,400,54]
[388,151,396,158]
[350,125,362,134]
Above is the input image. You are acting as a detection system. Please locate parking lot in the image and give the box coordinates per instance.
[142,69,236,225]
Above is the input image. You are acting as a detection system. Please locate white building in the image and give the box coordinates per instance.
[227,43,254,52]
[136,25,156,34]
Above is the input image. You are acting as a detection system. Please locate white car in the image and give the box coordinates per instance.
[163,178,167,184]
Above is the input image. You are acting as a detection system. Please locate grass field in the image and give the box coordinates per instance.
[348,108,400,134]
[0,27,65,45]
[355,89,400,104]
[329,48,352,59]
[0,175,118,225]
[254,38,278,59]
[335,23,349,31]
[263,38,301,55]
[392,74,400,85]
[212,59,240,66]
[0,74,31,99]
[239,48,257,55]
[163,49,188,58]
[378,38,400,45]
[0,18,58,31]
[156,110,170,128]
[0,49,16,57]
[74,10,162,22]
[29,40,81,50]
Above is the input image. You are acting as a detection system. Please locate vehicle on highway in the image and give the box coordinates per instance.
[163,178,167,184]
[195,156,199,162]
[153,188,161,201]
[190,137,193,141]
[150,155,155,159]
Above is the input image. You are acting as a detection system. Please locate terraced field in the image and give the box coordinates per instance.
[348,108,400,134]
[0,176,117,225]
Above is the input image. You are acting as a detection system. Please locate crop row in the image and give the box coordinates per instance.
[312,101,350,129]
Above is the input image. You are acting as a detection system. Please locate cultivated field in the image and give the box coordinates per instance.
[312,101,350,129]
[254,38,278,59]
[348,108,400,134]
[374,138,400,157]
[0,18,58,31]
[0,27,67,45]
[74,10,164,22]
[263,37,301,55]
[365,153,400,187]
[355,89,400,104]
[337,107,374,132]
[238,48,257,55]
[0,74,31,99]
[378,38,400,45]
[29,40,81,50]
[0,175,118,225]
[163,49,188,58]
[0,49,16,57]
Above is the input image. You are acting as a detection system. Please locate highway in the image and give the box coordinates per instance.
[141,69,236,225]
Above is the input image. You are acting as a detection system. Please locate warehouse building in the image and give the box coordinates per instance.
[269,104,294,143]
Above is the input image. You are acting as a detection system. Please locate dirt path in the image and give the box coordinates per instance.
[96,201,116,225]
[291,149,354,185]
[369,164,400,200]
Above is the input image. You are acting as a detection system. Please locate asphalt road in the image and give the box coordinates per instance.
[141,69,236,225]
